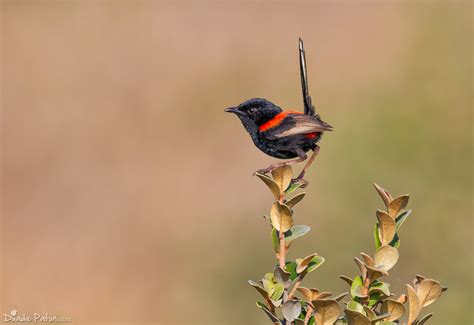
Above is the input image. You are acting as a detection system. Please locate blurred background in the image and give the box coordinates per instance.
[1,1,472,324]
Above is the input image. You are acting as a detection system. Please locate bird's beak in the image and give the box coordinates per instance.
[225,107,242,115]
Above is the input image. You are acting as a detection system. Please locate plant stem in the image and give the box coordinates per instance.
[361,277,371,305]
[288,279,302,300]
[278,230,286,268]
[278,194,288,325]
[278,194,286,268]
[303,305,314,325]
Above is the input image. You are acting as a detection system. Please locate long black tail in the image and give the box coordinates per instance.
[299,38,316,116]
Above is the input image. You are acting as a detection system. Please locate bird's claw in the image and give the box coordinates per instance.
[253,167,273,176]
[291,177,309,188]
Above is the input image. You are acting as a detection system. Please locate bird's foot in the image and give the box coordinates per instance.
[291,177,309,188]
[253,166,275,176]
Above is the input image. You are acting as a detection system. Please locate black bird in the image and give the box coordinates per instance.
[225,38,332,183]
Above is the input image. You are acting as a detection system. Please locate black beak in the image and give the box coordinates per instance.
[225,107,242,115]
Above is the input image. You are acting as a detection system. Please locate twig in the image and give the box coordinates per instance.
[361,277,371,305]
[278,194,286,268]
[288,279,302,300]
[303,304,314,325]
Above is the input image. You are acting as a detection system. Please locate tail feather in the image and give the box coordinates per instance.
[299,38,316,116]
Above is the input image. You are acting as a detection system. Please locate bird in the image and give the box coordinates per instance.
[225,38,332,184]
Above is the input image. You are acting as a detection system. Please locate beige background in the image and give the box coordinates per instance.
[1,1,472,324]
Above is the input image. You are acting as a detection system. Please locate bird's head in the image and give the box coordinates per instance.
[225,98,282,129]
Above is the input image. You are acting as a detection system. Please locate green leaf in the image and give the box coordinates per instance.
[307,256,325,273]
[272,283,285,300]
[262,278,275,297]
[395,210,412,231]
[285,225,311,247]
[285,180,305,194]
[369,281,390,296]
[368,292,381,307]
[374,224,382,249]
[271,228,279,252]
[350,276,366,298]
[285,261,299,281]
[346,301,364,313]
[389,232,400,248]
[264,272,275,282]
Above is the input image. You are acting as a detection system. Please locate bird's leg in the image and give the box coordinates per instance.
[293,145,320,182]
[253,156,305,176]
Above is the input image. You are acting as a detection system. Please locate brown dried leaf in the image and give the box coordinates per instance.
[376,210,397,245]
[388,195,409,217]
[286,192,306,208]
[360,252,375,267]
[248,280,270,299]
[362,306,376,320]
[416,313,434,324]
[374,245,399,271]
[296,253,318,274]
[297,287,313,301]
[381,299,405,321]
[314,291,333,300]
[373,183,393,208]
[417,279,443,307]
[333,292,348,302]
[256,173,281,200]
[272,165,293,194]
[397,294,407,304]
[366,265,388,282]
[354,257,367,280]
[282,300,301,322]
[270,202,293,233]
[413,274,426,289]
[339,275,353,286]
[344,309,371,325]
[406,284,421,324]
[312,299,341,325]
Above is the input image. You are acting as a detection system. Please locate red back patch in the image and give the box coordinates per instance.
[259,111,302,132]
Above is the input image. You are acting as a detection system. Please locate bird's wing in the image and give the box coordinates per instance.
[262,113,333,140]
[299,38,316,116]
